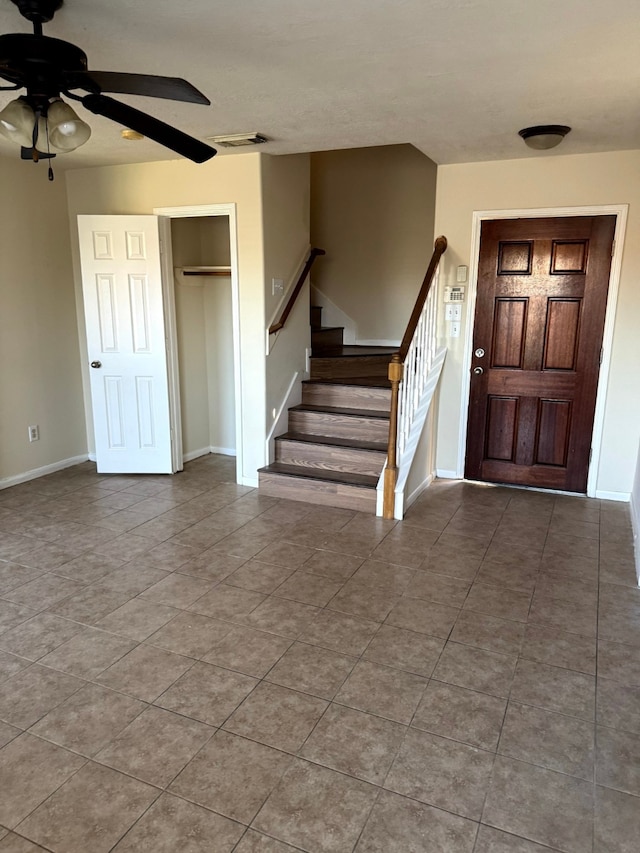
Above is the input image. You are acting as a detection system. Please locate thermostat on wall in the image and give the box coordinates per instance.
[444,285,465,303]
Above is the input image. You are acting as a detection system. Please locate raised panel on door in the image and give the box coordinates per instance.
[543,299,581,371]
[491,298,527,369]
[78,214,173,474]
[535,399,572,467]
[465,215,615,492]
[485,397,519,462]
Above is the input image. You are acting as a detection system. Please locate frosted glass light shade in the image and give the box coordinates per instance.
[0,98,35,147]
[47,99,91,151]
[518,125,571,150]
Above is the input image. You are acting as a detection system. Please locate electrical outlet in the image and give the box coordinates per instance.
[271,278,284,296]
[28,425,39,442]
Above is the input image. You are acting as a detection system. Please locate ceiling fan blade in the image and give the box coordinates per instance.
[81,93,216,163]
[0,67,22,87]
[68,70,210,105]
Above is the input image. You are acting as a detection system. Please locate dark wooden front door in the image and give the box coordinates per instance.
[465,215,615,492]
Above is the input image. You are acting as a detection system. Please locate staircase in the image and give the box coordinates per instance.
[258,307,395,512]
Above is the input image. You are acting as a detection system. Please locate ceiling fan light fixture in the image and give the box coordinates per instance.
[1,0,216,165]
[518,125,571,150]
[207,132,269,147]
[46,97,91,151]
[0,97,35,147]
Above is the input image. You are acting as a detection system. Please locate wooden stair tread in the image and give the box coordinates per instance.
[311,345,397,357]
[278,431,388,452]
[303,377,391,389]
[259,462,378,489]
[290,403,390,419]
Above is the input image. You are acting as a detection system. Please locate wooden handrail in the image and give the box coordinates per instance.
[268,248,326,335]
[383,235,448,519]
[398,235,447,362]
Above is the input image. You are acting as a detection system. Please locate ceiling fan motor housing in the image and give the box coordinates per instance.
[0,33,87,99]
[11,0,63,25]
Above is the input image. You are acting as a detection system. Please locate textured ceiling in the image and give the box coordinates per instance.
[0,0,639,169]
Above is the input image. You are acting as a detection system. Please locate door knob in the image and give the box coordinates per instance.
[90,361,102,369]
[473,366,484,375]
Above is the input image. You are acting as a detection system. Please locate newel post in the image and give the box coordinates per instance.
[383,353,404,519]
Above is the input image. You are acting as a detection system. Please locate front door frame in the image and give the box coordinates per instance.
[154,203,243,484]
[457,204,628,498]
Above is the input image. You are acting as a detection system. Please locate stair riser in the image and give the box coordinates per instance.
[310,355,391,381]
[259,471,377,513]
[289,410,389,443]
[276,439,386,477]
[311,328,344,348]
[302,383,391,412]
[310,306,323,328]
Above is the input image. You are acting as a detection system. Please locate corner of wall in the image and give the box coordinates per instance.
[631,438,640,585]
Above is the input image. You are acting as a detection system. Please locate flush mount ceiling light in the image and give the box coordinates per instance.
[0,0,216,170]
[518,125,571,150]
[207,132,269,147]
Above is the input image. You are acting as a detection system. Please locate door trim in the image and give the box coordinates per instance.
[154,203,243,485]
[456,204,628,498]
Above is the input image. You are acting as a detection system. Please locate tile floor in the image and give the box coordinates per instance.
[0,454,638,852]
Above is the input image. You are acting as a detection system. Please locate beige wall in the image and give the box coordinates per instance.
[204,276,236,453]
[0,157,86,483]
[171,217,236,458]
[171,218,210,456]
[632,440,640,582]
[434,150,640,498]
[65,153,265,484]
[310,145,437,342]
[262,154,311,437]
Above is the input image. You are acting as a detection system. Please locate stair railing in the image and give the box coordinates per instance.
[383,235,448,519]
[268,248,326,335]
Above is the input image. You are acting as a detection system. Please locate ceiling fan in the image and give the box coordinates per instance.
[0,0,216,163]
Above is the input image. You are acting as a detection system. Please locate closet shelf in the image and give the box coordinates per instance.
[179,266,231,277]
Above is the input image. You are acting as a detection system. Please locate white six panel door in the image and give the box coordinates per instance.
[78,215,173,474]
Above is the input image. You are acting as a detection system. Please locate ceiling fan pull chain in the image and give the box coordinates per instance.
[45,115,54,180]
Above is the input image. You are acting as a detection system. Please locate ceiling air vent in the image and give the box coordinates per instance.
[208,132,269,147]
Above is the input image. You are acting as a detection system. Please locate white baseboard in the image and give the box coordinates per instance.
[183,447,211,463]
[595,490,631,502]
[241,476,259,488]
[630,491,640,586]
[397,471,435,518]
[183,446,236,463]
[356,339,401,347]
[436,469,462,480]
[0,454,90,490]
[311,285,357,344]
[88,452,97,462]
[266,371,305,465]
